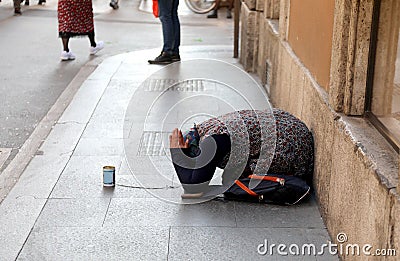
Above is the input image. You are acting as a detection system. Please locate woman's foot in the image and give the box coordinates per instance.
[89,41,104,55]
[38,0,45,5]
[226,9,232,19]
[207,9,218,18]
[24,0,29,6]
[109,0,119,9]
[61,51,76,61]
[14,8,22,15]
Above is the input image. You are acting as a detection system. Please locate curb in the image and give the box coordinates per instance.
[0,61,100,203]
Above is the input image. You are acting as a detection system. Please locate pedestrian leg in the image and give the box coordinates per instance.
[226,0,233,18]
[207,0,220,18]
[88,31,97,48]
[171,0,180,57]
[60,36,76,61]
[13,0,22,15]
[61,36,70,52]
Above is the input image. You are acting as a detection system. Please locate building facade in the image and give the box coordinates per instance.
[239,0,399,259]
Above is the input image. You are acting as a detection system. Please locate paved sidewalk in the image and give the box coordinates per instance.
[0,46,336,260]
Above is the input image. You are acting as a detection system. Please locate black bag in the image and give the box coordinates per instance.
[223,174,310,205]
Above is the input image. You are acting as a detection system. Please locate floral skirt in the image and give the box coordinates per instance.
[58,0,94,37]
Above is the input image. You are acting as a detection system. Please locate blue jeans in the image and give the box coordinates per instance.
[158,0,180,55]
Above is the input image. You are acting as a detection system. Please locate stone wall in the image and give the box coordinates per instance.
[239,3,258,72]
[274,38,400,260]
[239,0,400,259]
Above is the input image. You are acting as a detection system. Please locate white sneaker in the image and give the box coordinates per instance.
[89,41,104,55]
[60,51,76,61]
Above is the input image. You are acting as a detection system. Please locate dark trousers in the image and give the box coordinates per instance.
[13,0,21,9]
[158,0,180,55]
[171,134,231,193]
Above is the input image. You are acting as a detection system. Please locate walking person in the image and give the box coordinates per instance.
[13,0,22,15]
[148,0,181,64]
[207,0,234,19]
[13,0,46,15]
[109,0,119,9]
[24,0,46,6]
[58,0,104,61]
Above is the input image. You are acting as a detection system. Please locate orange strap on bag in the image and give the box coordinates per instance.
[234,180,258,196]
[248,174,285,185]
[152,0,159,18]
[233,175,285,197]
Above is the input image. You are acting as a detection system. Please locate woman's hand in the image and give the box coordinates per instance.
[169,128,189,149]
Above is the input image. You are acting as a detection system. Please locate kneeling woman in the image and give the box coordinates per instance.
[169,108,314,197]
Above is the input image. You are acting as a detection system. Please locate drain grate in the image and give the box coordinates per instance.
[137,131,170,156]
[142,79,205,92]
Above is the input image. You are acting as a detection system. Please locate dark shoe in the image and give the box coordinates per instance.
[226,9,232,19]
[109,0,119,9]
[14,8,22,15]
[207,10,218,18]
[171,53,181,62]
[148,52,173,65]
[24,0,29,5]
[38,0,45,4]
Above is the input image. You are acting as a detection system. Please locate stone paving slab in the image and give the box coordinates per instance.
[49,156,178,199]
[73,137,125,156]
[35,198,111,227]
[234,198,326,229]
[104,198,237,227]
[39,122,87,155]
[57,79,112,124]
[17,226,170,261]
[50,156,123,198]
[0,196,47,261]
[168,227,335,261]
[7,154,71,199]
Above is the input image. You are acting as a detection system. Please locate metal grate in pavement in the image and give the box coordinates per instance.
[137,131,169,156]
[142,79,205,92]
